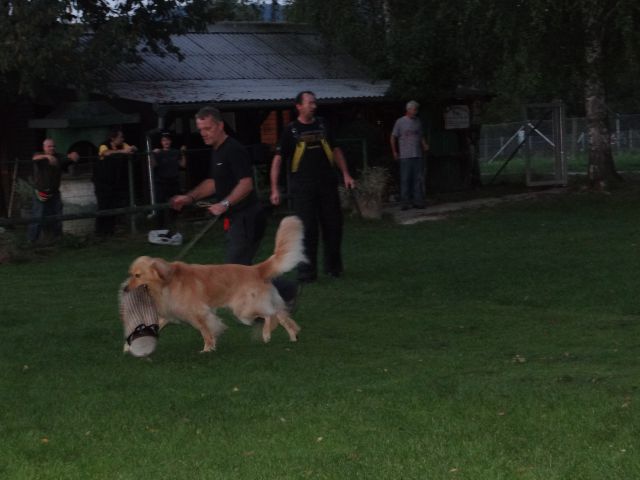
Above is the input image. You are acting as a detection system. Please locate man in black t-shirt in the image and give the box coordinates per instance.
[171,106,298,309]
[270,91,355,283]
[170,106,265,264]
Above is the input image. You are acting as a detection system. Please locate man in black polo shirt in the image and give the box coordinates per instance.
[171,106,297,306]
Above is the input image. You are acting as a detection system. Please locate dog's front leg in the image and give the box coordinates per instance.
[194,315,217,353]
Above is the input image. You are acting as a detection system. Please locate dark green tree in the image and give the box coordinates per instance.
[286,0,640,185]
[0,0,260,102]
[286,0,390,78]
[472,0,640,186]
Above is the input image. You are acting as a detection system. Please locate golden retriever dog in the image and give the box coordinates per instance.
[126,215,306,352]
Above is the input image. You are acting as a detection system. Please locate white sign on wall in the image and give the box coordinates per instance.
[444,105,470,129]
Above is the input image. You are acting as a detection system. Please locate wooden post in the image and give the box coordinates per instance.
[7,158,19,218]
[128,155,137,234]
[571,117,578,162]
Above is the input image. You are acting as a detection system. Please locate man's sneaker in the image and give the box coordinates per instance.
[148,230,183,246]
[148,229,169,244]
[168,232,183,246]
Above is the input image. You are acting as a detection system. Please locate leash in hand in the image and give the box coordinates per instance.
[347,187,363,218]
[174,203,220,261]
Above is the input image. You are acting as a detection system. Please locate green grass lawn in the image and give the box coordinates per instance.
[1,185,640,479]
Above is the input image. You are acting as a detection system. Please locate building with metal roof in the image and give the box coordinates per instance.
[97,22,393,194]
[107,22,390,109]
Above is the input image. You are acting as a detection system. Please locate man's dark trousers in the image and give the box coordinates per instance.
[291,178,343,281]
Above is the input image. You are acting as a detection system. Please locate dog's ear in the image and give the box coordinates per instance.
[151,259,173,283]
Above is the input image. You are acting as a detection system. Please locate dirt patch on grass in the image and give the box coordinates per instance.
[386,187,568,225]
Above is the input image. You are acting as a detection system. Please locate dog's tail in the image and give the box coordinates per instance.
[256,216,306,279]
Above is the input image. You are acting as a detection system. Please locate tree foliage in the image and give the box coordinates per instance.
[286,0,390,78]
[286,0,640,182]
[0,1,261,102]
[286,1,638,108]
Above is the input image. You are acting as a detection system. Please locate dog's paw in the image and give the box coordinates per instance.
[287,323,300,342]
[123,342,130,354]
[262,333,271,343]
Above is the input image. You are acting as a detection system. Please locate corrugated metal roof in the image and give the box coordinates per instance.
[108,24,389,105]
[108,79,390,105]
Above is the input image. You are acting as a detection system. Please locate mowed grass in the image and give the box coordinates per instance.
[1,185,640,479]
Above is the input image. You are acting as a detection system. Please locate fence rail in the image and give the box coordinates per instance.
[0,202,171,228]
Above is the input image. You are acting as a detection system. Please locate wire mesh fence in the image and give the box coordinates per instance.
[479,114,640,177]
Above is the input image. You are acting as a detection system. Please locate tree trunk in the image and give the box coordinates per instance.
[583,11,620,188]
[382,0,393,65]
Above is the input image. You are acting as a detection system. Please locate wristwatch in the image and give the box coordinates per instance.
[221,199,231,209]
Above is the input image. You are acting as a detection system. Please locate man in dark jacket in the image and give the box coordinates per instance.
[28,138,79,242]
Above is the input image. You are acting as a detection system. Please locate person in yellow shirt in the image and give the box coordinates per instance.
[93,128,138,236]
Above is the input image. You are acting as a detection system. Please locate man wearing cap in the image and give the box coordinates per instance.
[28,138,79,243]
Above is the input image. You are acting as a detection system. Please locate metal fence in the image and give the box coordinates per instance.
[1,153,173,237]
[479,113,640,164]
[0,138,371,239]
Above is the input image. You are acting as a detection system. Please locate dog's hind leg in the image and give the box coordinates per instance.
[276,311,301,342]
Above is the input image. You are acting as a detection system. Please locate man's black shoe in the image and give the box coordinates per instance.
[285,283,304,314]
[298,274,317,284]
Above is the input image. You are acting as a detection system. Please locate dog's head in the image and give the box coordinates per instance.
[126,256,173,291]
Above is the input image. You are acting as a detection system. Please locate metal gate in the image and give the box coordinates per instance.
[488,100,567,186]
[524,101,567,187]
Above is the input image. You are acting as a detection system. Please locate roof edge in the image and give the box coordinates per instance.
[205,21,313,34]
